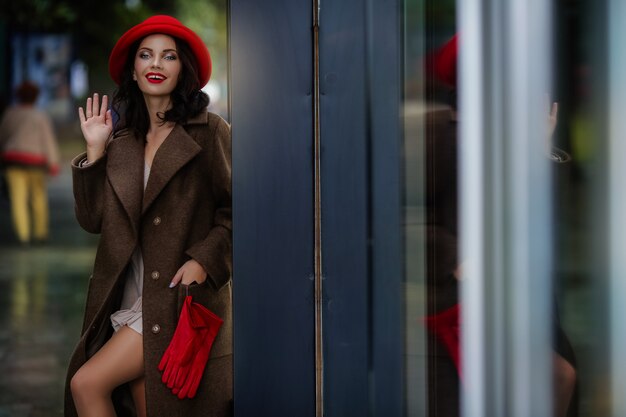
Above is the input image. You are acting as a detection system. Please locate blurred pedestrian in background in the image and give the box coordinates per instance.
[0,80,60,245]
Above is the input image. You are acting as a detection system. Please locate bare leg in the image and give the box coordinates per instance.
[553,352,576,417]
[71,326,144,417]
[130,376,147,417]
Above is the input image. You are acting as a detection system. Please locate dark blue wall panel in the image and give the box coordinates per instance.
[230,2,315,416]
[320,0,404,415]
[320,2,370,416]
[232,1,403,414]
[367,0,404,415]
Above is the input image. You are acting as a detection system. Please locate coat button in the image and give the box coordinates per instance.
[151,324,161,334]
[151,271,160,280]
[153,216,161,226]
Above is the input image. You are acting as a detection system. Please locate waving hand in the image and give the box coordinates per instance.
[78,93,113,162]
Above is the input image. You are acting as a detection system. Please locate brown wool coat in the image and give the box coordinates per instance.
[64,111,232,417]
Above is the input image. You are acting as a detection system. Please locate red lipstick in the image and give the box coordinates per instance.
[146,72,167,84]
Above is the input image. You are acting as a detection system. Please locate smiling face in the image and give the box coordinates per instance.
[133,34,182,98]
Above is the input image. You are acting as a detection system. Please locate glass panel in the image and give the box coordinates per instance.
[397,0,626,416]
[403,2,461,415]
[553,1,610,416]
[400,1,580,416]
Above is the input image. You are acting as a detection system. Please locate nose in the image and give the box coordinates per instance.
[151,56,163,69]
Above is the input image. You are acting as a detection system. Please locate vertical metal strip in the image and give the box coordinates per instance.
[608,1,626,415]
[458,2,488,414]
[313,1,324,416]
[460,0,552,416]
[507,2,552,416]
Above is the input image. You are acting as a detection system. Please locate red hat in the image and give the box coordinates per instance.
[428,34,458,87]
[108,15,212,86]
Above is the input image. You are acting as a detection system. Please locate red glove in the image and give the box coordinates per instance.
[158,296,197,389]
[171,301,223,398]
[158,295,223,398]
[423,303,462,380]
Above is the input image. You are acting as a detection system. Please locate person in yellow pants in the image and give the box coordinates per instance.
[5,166,49,243]
[0,81,60,245]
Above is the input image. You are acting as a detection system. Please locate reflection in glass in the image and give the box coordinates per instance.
[401,1,583,416]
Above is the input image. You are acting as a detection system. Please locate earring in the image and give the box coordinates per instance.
[132,73,137,81]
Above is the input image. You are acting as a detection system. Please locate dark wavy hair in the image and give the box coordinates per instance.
[111,35,210,139]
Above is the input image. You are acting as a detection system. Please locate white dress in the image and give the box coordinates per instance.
[110,162,150,334]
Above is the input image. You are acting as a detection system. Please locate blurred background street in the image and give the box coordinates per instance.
[0,153,97,416]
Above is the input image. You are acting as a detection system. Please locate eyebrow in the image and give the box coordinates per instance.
[138,47,178,53]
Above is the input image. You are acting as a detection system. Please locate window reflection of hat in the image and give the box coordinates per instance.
[431,34,458,88]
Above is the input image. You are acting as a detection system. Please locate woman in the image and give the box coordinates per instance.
[65,15,232,417]
[0,80,60,245]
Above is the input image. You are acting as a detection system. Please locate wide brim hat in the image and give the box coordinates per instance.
[108,15,212,86]
[427,34,458,88]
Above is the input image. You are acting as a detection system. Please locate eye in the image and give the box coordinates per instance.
[138,51,151,59]
[164,54,178,61]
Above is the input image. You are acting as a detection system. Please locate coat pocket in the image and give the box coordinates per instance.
[176,280,209,312]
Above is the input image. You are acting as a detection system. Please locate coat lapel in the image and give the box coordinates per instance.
[106,132,144,234]
[142,124,202,214]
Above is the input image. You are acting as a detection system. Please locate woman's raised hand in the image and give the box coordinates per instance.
[78,93,113,162]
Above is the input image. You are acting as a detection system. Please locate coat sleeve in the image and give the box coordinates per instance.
[186,117,232,290]
[71,152,107,234]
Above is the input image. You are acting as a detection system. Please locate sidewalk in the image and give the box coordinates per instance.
[0,166,97,416]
